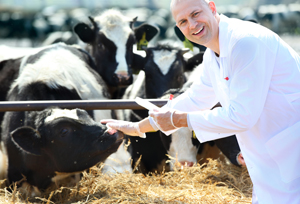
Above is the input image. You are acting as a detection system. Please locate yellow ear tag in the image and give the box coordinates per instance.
[192,131,197,139]
[137,32,148,50]
[183,37,194,52]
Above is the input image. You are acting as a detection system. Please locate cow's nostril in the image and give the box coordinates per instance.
[117,74,130,80]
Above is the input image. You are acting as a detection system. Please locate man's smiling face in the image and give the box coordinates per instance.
[172,0,219,49]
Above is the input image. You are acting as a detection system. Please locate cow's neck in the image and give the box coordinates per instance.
[108,86,123,99]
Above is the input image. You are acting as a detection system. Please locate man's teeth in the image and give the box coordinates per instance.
[194,27,203,34]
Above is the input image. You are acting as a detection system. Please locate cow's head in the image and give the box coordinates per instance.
[10,108,124,173]
[157,90,201,170]
[74,9,159,90]
[132,44,204,98]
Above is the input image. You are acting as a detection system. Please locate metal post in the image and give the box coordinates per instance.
[0,99,168,112]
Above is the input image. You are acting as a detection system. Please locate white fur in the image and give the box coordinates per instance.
[19,44,58,73]
[127,71,145,100]
[45,109,79,123]
[153,49,177,75]
[12,44,112,120]
[14,46,105,100]
[102,140,132,174]
[168,128,198,170]
[0,142,8,180]
[95,9,133,75]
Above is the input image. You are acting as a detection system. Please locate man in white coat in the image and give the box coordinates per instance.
[101,0,300,203]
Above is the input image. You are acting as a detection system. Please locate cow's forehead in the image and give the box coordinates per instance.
[169,128,198,161]
[152,50,178,75]
[45,109,79,123]
[94,10,134,74]
[95,10,133,45]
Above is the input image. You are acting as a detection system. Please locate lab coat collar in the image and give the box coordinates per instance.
[218,14,231,58]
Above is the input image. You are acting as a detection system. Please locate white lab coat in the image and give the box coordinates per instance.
[169,15,300,204]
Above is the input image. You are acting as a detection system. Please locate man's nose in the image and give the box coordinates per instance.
[189,19,197,29]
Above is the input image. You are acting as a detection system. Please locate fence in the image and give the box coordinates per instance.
[0,99,168,112]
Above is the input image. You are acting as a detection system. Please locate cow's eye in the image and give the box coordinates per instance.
[177,75,184,82]
[60,128,69,136]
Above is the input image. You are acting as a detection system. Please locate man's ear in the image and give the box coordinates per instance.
[208,2,217,15]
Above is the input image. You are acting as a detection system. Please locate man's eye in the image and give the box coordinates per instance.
[179,20,187,26]
[193,12,199,17]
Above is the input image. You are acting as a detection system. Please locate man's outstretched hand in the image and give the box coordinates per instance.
[100,119,146,138]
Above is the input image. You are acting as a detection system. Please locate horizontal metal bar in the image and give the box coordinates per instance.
[0,99,168,112]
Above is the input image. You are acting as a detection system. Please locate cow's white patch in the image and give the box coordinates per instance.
[95,9,133,75]
[127,71,145,100]
[12,44,112,121]
[153,49,177,75]
[102,140,132,173]
[12,44,106,101]
[45,109,78,123]
[0,141,8,180]
[19,44,57,73]
[168,128,198,170]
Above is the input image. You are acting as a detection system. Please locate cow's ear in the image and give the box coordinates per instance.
[130,16,138,29]
[184,52,204,72]
[0,57,22,71]
[174,26,207,52]
[180,48,190,56]
[174,25,185,41]
[0,59,10,71]
[134,24,159,50]
[11,126,42,156]
[74,23,95,43]
[174,26,194,52]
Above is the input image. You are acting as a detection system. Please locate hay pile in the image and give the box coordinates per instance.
[0,159,252,204]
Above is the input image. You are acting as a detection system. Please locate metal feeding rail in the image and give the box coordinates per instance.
[0,99,168,112]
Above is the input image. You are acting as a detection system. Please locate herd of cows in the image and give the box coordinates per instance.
[0,6,268,196]
[1,2,300,46]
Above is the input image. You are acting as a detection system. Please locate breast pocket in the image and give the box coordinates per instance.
[265,121,300,183]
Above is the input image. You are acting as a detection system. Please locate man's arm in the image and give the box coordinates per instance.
[100,117,156,138]
[138,117,156,133]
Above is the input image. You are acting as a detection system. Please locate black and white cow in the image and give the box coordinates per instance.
[0,43,124,191]
[121,44,204,173]
[0,57,23,133]
[0,45,62,138]
[0,107,123,191]
[74,9,159,98]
